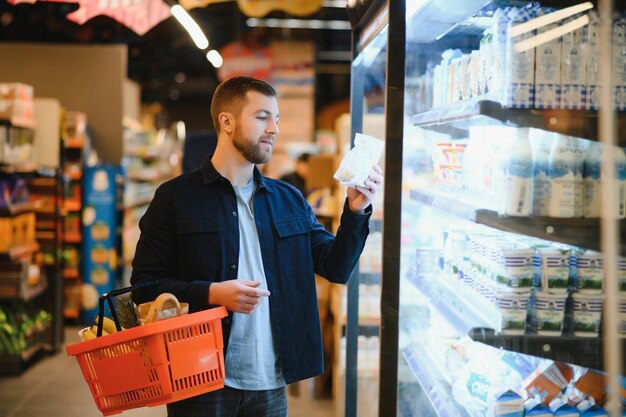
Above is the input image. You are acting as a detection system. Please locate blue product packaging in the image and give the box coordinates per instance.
[494,390,524,417]
[80,165,120,324]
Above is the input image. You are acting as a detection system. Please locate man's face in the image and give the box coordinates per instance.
[232,90,280,164]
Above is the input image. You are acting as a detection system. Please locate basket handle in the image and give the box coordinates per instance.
[96,279,167,337]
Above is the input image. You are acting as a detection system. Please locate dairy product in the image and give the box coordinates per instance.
[613,17,626,110]
[535,8,562,109]
[549,398,580,417]
[561,18,588,109]
[522,361,573,403]
[535,291,567,336]
[586,13,600,110]
[548,135,584,218]
[501,127,533,216]
[494,389,524,417]
[613,147,626,219]
[498,289,530,335]
[539,246,571,293]
[530,129,555,216]
[576,250,603,293]
[579,404,608,417]
[583,142,602,218]
[571,292,603,337]
[503,6,537,108]
[525,400,554,417]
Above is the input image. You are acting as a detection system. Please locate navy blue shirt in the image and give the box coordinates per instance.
[130,156,371,384]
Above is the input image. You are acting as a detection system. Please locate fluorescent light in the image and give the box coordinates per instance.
[510,2,593,38]
[206,50,223,68]
[514,14,590,53]
[246,18,351,30]
[171,5,209,50]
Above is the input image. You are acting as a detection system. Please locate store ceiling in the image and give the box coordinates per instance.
[0,1,352,128]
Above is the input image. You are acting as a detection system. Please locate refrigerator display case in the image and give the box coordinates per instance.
[346,1,626,416]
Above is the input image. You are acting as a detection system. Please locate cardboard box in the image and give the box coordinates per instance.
[0,83,34,101]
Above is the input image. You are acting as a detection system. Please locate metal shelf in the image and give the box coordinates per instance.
[402,344,473,417]
[406,267,500,335]
[409,187,612,255]
[410,99,626,144]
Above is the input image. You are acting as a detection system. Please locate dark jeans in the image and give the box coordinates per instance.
[166,386,288,417]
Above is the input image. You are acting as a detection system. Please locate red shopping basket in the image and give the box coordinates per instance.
[66,281,228,416]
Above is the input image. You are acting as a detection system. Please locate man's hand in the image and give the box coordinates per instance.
[209,280,270,314]
[347,165,383,213]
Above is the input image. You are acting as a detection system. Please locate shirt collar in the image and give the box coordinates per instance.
[200,155,273,192]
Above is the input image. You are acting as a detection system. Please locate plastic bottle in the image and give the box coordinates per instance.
[612,146,626,219]
[530,129,554,216]
[501,127,533,216]
[548,134,584,218]
[583,142,602,218]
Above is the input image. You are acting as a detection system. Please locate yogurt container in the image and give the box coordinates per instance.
[500,247,534,289]
[619,257,626,291]
[618,296,626,336]
[576,251,603,293]
[535,291,568,336]
[498,288,531,335]
[572,292,603,337]
[539,247,572,294]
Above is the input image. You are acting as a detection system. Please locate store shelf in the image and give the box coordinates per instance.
[406,267,500,335]
[468,330,613,372]
[0,117,37,130]
[402,344,473,417]
[0,242,40,261]
[0,201,37,216]
[410,99,626,144]
[409,187,612,254]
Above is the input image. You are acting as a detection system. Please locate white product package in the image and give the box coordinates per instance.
[334,133,384,187]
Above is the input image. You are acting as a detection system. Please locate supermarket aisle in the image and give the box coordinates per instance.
[0,327,334,417]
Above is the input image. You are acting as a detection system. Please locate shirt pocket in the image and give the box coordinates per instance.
[274,217,313,274]
[177,216,221,273]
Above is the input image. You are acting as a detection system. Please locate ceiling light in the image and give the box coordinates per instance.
[510,2,593,38]
[514,14,590,53]
[171,5,209,50]
[246,18,351,30]
[206,50,223,68]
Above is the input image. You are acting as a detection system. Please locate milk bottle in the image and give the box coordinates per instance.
[548,134,584,218]
[612,146,626,219]
[583,142,602,218]
[530,129,554,216]
[501,127,532,216]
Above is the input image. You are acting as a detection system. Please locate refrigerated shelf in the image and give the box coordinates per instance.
[409,187,614,255]
[402,344,473,417]
[410,99,626,144]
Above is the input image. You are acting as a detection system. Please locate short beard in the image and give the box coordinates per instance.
[232,129,272,164]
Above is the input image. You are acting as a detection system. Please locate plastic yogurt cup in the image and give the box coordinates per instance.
[499,248,534,289]
[535,291,567,336]
[572,292,603,337]
[619,296,626,336]
[538,247,571,294]
[498,288,531,335]
[577,250,604,293]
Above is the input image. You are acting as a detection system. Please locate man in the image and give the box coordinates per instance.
[279,152,310,197]
[131,76,383,417]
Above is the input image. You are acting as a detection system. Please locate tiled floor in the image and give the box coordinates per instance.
[0,327,334,417]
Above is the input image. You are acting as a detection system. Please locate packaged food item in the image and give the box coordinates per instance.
[524,397,554,417]
[334,133,384,188]
[534,8,562,109]
[494,389,524,417]
[138,292,189,324]
[522,361,573,403]
[574,369,607,405]
[561,16,588,110]
[549,397,580,417]
[547,135,584,218]
[534,291,567,336]
[571,292,603,337]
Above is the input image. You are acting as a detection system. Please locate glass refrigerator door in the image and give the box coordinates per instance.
[397,1,625,417]
[344,5,390,417]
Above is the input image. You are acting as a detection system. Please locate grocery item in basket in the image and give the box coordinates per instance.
[334,133,384,187]
[138,292,189,324]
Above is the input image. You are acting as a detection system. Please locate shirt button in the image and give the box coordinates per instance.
[232,211,237,217]
[230,264,237,271]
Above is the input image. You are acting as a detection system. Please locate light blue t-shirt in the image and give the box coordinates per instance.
[224,178,286,390]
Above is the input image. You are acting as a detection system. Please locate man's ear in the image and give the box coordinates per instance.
[218,112,234,134]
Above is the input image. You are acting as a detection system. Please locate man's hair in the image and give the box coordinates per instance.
[297,153,311,163]
[210,76,277,132]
